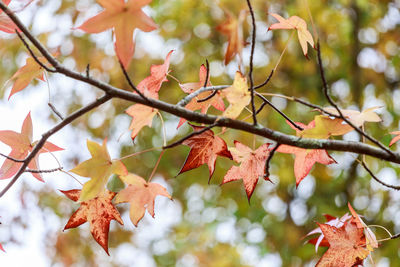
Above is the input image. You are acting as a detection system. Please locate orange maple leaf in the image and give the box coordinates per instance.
[61,189,123,255]
[70,139,127,202]
[222,141,271,201]
[177,64,225,128]
[126,51,172,139]
[178,124,232,181]
[115,173,172,226]
[76,0,157,68]
[0,0,20,33]
[222,72,250,119]
[0,112,63,181]
[216,9,247,65]
[8,56,47,100]
[316,222,370,267]
[277,120,336,186]
[268,13,314,57]
[389,131,400,147]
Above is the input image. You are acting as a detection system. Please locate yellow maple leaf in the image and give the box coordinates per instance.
[222,72,250,119]
[70,139,127,201]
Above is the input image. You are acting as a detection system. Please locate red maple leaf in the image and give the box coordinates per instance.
[0,112,63,181]
[76,0,157,68]
[222,141,271,200]
[178,124,232,181]
[316,222,370,267]
[115,173,172,226]
[306,213,352,252]
[277,120,336,186]
[126,50,173,139]
[61,189,123,255]
[177,64,225,128]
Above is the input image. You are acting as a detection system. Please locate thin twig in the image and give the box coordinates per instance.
[86,64,90,78]
[256,92,303,131]
[25,167,63,173]
[197,59,216,103]
[178,85,228,107]
[264,143,280,179]
[148,151,165,182]
[254,69,274,90]
[0,1,398,168]
[163,122,219,150]
[245,0,257,125]
[15,30,56,72]
[0,152,25,162]
[118,59,148,100]
[361,161,400,190]
[0,94,112,198]
[391,233,400,239]
[48,103,64,120]
[316,41,395,156]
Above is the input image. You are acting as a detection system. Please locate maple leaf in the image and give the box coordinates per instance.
[300,115,353,139]
[321,107,382,128]
[268,13,314,57]
[178,124,232,181]
[114,173,172,226]
[77,0,158,68]
[0,0,20,34]
[277,120,336,186]
[61,189,123,255]
[316,222,370,267]
[70,139,127,202]
[389,131,400,147]
[177,64,225,128]
[306,213,352,252]
[126,51,172,139]
[0,112,63,181]
[347,203,378,251]
[222,141,271,201]
[216,9,247,64]
[8,56,47,100]
[0,242,4,252]
[222,72,250,119]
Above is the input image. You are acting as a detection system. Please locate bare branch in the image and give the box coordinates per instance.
[256,92,303,131]
[361,161,400,190]
[118,59,149,100]
[15,30,56,72]
[254,69,274,90]
[163,122,219,150]
[316,41,395,157]
[48,103,64,120]
[0,152,25,162]
[0,94,112,198]
[245,0,258,125]
[264,143,280,179]
[25,167,63,173]
[178,85,228,107]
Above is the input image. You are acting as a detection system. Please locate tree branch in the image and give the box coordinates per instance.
[264,143,280,179]
[163,122,219,150]
[25,167,63,173]
[245,0,258,125]
[316,41,394,157]
[0,94,112,198]
[1,2,400,172]
[361,161,400,190]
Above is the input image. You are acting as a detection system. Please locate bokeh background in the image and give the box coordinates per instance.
[0,0,400,266]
